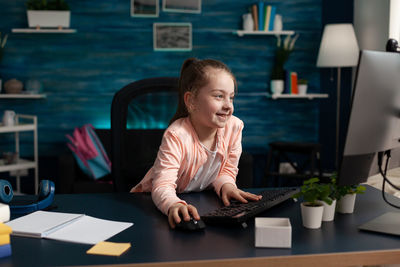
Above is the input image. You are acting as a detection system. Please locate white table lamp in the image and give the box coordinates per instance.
[316,23,359,168]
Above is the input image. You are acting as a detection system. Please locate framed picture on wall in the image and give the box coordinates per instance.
[153,23,192,51]
[131,0,159,17]
[162,0,201,14]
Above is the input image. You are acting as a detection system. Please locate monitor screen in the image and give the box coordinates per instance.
[338,50,400,186]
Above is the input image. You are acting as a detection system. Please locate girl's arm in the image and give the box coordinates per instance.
[212,119,244,195]
[151,131,187,215]
[212,119,261,205]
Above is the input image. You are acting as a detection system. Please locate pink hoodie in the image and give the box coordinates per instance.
[130,116,243,215]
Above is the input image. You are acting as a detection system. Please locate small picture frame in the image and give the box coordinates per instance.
[131,0,159,17]
[162,0,201,14]
[153,23,192,51]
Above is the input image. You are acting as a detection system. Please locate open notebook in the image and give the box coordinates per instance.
[6,211,133,245]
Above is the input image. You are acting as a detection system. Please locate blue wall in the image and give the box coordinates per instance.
[0,0,323,160]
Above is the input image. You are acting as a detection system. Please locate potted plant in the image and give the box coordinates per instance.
[26,0,70,29]
[292,177,331,229]
[318,176,340,222]
[298,79,308,95]
[336,182,366,214]
[270,34,299,95]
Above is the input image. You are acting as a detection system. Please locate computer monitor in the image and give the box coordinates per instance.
[337,49,400,236]
[338,49,400,186]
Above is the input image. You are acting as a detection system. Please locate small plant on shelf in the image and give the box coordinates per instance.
[26,0,70,10]
[270,34,299,80]
[298,79,308,85]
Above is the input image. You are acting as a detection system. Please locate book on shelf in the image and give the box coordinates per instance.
[290,72,298,94]
[284,70,291,94]
[264,5,271,32]
[258,1,264,31]
[6,210,133,245]
[268,5,277,31]
[252,4,258,31]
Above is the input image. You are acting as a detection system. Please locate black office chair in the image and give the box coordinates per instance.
[111,77,254,192]
[111,77,178,192]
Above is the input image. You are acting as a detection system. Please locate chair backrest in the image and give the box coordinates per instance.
[111,77,179,192]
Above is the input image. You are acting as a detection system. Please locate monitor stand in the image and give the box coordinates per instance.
[359,212,400,236]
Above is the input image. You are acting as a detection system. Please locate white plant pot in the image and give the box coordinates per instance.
[298,84,308,95]
[300,202,324,229]
[337,194,356,214]
[318,199,336,222]
[270,80,284,95]
[27,10,71,28]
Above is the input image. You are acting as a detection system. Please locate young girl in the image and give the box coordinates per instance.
[131,58,261,228]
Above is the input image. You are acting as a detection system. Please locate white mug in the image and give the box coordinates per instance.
[2,110,16,126]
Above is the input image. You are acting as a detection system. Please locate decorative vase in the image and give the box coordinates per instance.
[298,84,308,95]
[242,13,254,31]
[4,79,23,94]
[270,80,284,95]
[273,14,283,32]
[319,199,336,222]
[300,202,324,229]
[337,194,356,214]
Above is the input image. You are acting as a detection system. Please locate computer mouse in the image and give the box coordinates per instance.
[176,217,206,231]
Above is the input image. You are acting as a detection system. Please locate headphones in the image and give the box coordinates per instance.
[0,179,55,214]
[386,39,400,53]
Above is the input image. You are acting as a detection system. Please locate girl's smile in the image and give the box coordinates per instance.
[188,69,235,132]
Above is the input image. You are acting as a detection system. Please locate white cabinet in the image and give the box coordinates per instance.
[0,114,38,193]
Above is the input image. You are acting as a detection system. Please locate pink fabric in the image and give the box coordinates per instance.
[130,116,243,215]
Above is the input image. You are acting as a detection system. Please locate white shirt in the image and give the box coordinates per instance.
[184,142,222,192]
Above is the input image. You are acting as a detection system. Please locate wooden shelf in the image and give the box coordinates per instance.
[12,28,76,33]
[0,94,46,99]
[234,30,295,37]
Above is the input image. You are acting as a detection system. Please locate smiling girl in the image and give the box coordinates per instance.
[130,58,261,228]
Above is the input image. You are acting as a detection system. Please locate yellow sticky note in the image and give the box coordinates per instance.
[0,224,12,235]
[87,241,131,256]
[0,234,10,246]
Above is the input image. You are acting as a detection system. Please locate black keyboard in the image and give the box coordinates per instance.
[201,187,299,225]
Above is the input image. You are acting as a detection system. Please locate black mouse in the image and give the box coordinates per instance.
[176,217,206,231]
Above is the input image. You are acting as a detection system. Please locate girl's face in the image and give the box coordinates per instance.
[186,69,235,131]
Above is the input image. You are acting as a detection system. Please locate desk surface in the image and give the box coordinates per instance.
[3,186,400,267]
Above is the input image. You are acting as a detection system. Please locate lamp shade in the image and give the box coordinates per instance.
[316,24,359,67]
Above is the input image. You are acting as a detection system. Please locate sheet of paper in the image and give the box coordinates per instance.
[6,211,83,238]
[46,215,133,244]
[87,241,131,256]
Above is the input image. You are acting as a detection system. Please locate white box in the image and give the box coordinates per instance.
[27,11,71,28]
[255,217,291,248]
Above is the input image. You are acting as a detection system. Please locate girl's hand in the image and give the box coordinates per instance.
[220,183,262,206]
[167,203,200,229]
